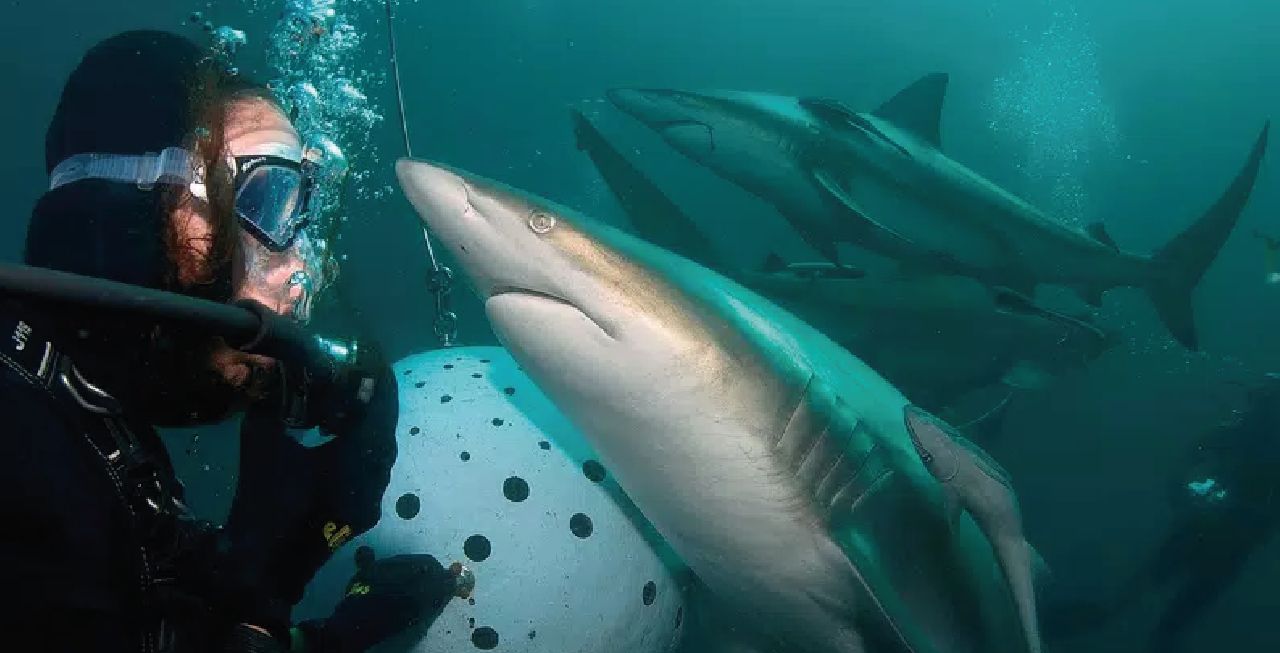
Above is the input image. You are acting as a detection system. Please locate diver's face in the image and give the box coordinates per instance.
[215,97,315,397]
[169,96,310,401]
[225,96,311,319]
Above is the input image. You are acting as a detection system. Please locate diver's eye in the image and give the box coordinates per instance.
[528,210,557,234]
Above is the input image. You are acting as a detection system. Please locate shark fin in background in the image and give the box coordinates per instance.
[957,391,1016,444]
[904,407,1043,653]
[570,109,729,273]
[873,73,948,147]
[1073,284,1105,307]
[761,252,788,274]
[1086,222,1119,251]
[994,288,1109,349]
[992,287,1041,316]
[1145,121,1269,350]
[1001,360,1054,390]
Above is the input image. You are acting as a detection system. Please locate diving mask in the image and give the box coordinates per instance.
[48,146,334,323]
[230,149,318,252]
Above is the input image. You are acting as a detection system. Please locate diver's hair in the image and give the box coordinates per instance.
[163,60,281,300]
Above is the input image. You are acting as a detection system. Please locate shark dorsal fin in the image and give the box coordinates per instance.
[1087,222,1119,251]
[873,73,948,147]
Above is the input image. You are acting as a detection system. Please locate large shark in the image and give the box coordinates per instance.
[606,76,1270,349]
[571,110,1111,411]
[397,158,1044,653]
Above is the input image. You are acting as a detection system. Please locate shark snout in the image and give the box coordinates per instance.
[395,158,516,298]
[396,159,469,220]
[608,88,718,159]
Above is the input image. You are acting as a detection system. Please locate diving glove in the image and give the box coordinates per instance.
[296,552,469,653]
[225,343,397,610]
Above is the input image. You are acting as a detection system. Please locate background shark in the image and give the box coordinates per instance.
[606,77,1270,350]
[396,157,1043,653]
[571,110,1112,414]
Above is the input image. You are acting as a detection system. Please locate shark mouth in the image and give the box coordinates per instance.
[488,286,616,339]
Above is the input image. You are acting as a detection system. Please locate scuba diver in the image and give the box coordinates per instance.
[0,31,468,652]
[1051,372,1280,651]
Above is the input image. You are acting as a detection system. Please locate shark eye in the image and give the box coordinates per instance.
[528,210,557,234]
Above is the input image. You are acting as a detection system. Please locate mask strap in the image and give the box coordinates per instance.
[48,147,197,192]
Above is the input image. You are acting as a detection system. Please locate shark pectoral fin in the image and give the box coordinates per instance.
[952,435,1014,488]
[570,109,594,151]
[907,410,1044,653]
[833,523,947,653]
[1086,222,1119,251]
[1031,545,1052,587]
[811,169,912,245]
[992,286,1038,314]
[1001,360,1054,391]
[941,490,963,529]
[950,453,1044,653]
[873,73,948,147]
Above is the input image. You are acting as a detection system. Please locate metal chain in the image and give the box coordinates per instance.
[386,0,457,348]
[422,227,458,347]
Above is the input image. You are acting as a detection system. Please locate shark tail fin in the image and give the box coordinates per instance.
[1145,121,1269,350]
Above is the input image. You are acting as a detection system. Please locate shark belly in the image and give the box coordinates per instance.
[490,288,1017,653]
[547,370,881,649]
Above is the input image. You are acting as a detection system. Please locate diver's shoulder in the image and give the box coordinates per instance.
[0,355,71,429]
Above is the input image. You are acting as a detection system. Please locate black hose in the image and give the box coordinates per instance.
[0,262,331,380]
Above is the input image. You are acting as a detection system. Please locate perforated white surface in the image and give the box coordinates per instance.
[297,346,685,652]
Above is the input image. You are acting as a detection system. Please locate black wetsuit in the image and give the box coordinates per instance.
[1132,378,1280,652]
[0,309,175,651]
[0,303,401,652]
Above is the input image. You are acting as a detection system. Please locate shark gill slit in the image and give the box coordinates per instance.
[794,420,829,486]
[827,431,880,521]
[813,444,850,507]
[770,373,814,452]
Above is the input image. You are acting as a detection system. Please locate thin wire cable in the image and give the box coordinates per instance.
[383,0,457,346]
[384,0,413,159]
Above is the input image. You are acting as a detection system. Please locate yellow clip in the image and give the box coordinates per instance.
[346,582,372,597]
[322,521,353,550]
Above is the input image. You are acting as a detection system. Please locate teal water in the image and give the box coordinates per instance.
[2,1,1278,651]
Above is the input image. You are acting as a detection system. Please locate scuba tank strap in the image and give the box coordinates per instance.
[2,308,180,510]
[0,306,183,653]
[0,311,63,391]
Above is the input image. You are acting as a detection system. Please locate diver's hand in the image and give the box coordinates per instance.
[223,352,397,609]
[298,552,464,653]
[288,337,391,437]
